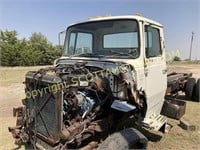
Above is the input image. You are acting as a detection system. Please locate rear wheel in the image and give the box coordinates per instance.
[98,128,148,150]
[185,78,196,99]
[193,79,200,102]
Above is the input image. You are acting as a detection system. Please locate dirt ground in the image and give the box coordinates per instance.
[0,64,200,150]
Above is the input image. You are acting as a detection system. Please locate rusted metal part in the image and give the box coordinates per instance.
[13,107,23,117]
[60,118,98,148]
[60,128,70,140]
[80,141,98,150]
[119,70,141,106]
[14,138,22,145]
[21,98,26,105]
[61,118,91,141]
[16,116,23,126]
[89,77,103,91]
[166,72,192,94]
[8,126,21,138]
[60,116,103,148]
[79,127,95,142]
[8,126,23,145]
[36,132,57,146]
[91,118,112,132]
[27,73,62,142]
[8,64,138,149]
[13,107,24,126]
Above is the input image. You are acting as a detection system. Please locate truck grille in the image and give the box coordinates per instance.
[25,71,62,142]
[35,92,57,137]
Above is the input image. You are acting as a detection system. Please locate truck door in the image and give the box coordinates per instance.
[144,24,167,118]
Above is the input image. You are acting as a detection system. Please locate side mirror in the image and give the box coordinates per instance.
[58,30,66,53]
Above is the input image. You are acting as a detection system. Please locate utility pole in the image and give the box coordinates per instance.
[189,32,194,61]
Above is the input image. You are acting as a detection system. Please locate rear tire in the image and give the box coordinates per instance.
[193,79,200,102]
[185,78,196,99]
[98,128,148,150]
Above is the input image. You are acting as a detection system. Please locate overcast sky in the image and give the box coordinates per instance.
[0,0,199,59]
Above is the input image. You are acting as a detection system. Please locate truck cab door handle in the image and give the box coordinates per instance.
[162,69,167,74]
[145,68,149,76]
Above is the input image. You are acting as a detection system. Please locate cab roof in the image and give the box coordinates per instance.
[69,15,163,28]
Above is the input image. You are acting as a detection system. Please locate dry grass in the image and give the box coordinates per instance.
[0,65,200,150]
[0,66,50,84]
[148,101,200,150]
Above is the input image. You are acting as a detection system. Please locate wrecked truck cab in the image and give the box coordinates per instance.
[9,15,167,149]
[60,15,167,126]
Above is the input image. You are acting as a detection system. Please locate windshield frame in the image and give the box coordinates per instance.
[62,19,140,59]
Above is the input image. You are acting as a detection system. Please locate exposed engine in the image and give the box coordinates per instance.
[9,61,146,149]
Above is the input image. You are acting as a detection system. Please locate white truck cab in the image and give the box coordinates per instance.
[57,15,167,129]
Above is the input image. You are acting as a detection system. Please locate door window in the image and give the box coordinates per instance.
[145,26,162,58]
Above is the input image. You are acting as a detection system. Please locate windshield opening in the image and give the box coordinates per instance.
[63,19,140,58]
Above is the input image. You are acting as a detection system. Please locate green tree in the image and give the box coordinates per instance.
[0,30,61,66]
[173,56,181,61]
[29,32,60,65]
[0,30,21,66]
[17,38,41,66]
